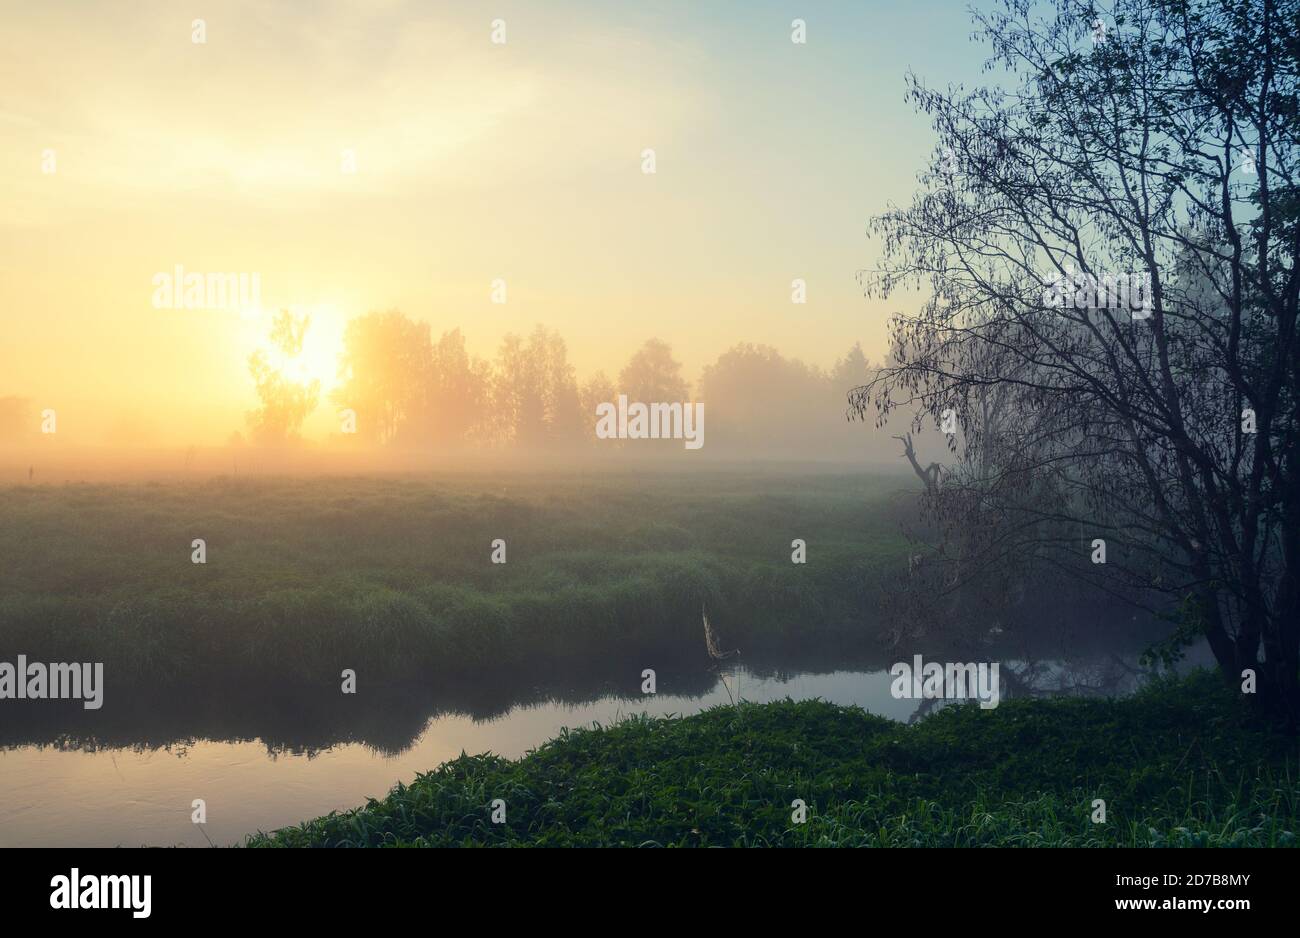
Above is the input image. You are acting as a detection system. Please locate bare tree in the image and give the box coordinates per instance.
[851,0,1300,724]
[893,432,943,494]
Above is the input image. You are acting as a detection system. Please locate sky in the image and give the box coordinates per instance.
[0,0,991,444]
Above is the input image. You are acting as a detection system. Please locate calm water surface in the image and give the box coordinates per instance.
[0,668,919,847]
[2,651,1193,847]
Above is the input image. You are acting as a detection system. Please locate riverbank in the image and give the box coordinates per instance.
[0,472,909,691]
[248,671,1300,847]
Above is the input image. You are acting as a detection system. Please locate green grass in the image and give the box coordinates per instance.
[246,672,1300,847]
[0,470,913,693]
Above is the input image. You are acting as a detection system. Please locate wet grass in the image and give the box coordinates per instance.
[247,672,1300,847]
[0,471,912,694]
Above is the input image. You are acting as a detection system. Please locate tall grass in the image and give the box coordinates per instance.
[0,472,913,697]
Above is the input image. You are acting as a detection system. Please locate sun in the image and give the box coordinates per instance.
[245,304,346,392]
[286,306,346,389]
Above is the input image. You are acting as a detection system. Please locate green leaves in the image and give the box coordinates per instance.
[247,672,1300,848]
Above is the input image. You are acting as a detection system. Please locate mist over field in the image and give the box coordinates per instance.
[0,2,1296,895]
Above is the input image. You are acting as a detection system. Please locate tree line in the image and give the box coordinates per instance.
[244,308,884,458]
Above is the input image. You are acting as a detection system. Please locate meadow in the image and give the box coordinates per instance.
[5,468,1295,848]
[0,468,918,748]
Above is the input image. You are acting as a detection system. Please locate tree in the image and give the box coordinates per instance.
[580,370,617,443]
[493,325,583,448]
[851,0,1300,723]
[618,339,690,402]
[421,328,492,446]
[332,310,430,446]
[701,343,862,457]
[831,342,874,398]
[247,310,320,445]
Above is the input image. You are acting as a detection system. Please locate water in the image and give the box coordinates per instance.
[0,650,1196,847]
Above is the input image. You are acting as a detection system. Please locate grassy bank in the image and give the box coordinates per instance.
[248,672,1300,847]
[0,471,912,697]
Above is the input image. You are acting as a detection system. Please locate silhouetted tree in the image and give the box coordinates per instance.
[332,310,429,445]
[418,328,492,446]
[247,310,320,445]
[831,342,874,397]
[580,370,617,443]
[851,0,1300,724]
[702,343,861,457]
[493,325,583,448]
[618,338,690,402]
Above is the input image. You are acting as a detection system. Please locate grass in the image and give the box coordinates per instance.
[247,671,1300,847]
[0,470,914,696]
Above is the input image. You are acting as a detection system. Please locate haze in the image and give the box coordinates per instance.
[0,0,978,451]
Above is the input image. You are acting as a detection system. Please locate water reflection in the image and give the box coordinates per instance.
[0,643,1211,847]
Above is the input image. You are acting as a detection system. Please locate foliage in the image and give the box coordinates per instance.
[248,672,1300,847]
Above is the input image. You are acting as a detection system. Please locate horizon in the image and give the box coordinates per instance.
[0,0,985,447]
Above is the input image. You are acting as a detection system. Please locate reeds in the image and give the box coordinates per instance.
[703,603,741,707]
